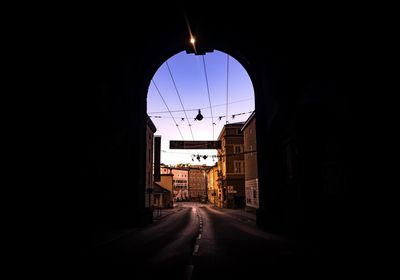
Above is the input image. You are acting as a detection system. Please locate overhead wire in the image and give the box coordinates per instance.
[162,149,258,162]
[226,54,229,124]
[151,79,184,140]
[150,51,255,165]
[148,98,253,114]
[202,55,215,139]
[166,61,195,140]
[149,110,254,120]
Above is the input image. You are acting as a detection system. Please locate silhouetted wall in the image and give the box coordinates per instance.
[64,5,349,260]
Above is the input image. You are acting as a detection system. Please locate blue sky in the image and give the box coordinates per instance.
[147,50,254,166]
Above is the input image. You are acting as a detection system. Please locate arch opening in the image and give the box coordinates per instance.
[145,49,259,211]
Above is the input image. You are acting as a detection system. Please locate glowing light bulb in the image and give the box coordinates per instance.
[190,37,195,44]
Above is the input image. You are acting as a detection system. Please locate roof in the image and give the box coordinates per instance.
[241,111,256,131]
[217,122,246,140]
[153,182,171,194]
[146,115,157,133]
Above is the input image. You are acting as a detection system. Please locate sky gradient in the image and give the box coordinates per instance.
[147,50,254,166]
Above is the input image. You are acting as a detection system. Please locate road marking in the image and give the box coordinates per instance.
[197,234,202,239]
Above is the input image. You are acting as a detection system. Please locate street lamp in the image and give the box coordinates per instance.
[195,109,203,121]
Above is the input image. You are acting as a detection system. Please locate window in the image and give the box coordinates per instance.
[250,128,253,134]
[234,145,242,154]
[234,161,243,173]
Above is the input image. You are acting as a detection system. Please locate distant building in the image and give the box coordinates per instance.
[217,122,245,208]
[207,163,219,206]
[242,112,259,209]
[152,183,172,208]
[188,166,207,201]
[160,165,188,201]
[155,173,174,208]
[160,164,172,175]
[146,115,157,208]
[163,167,188,201]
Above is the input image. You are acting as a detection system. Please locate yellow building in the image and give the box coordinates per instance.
[207,163,219,206]
[155,174,174,208]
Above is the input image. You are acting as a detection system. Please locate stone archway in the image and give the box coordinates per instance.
[68,6,346,246]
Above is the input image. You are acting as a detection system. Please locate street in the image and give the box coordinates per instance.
[83,202,327,279]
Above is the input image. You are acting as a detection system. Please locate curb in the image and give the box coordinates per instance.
[209,205,256,222]
[153,208,182,221]
[232,213,256,222]
[94,208,181,248]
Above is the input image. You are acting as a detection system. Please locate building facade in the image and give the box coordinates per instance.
[152,183,172,209]
[155,173,174,208]
[242,112,259,209]
[207,163,219,206]
[160,164,171,175]
[160,165,189,201]
[188,166,207,201]
[217,122,246,208]
[171,168,189,201]
[145,116,157,208]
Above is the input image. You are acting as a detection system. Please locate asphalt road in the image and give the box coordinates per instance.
[83,202,328,279]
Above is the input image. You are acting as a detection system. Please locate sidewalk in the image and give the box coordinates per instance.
[90,205,254,248]
[153,205,181,222]
[91,205,181,248]
[209,205,257,222]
